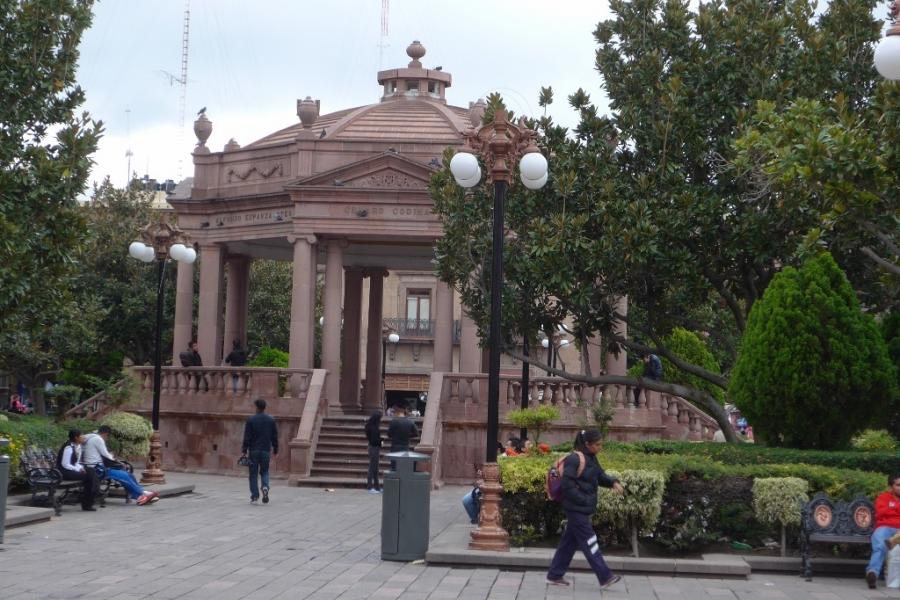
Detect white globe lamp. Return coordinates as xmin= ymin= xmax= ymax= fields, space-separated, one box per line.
xmin=874 ymin=34 xmax=900 ymax=80
xmin=129 ymin=241 xmax=146 ymax=260
xmin=140 ymin=245 xmax=156 ymax=263
xmin=169 ymin=243 xmax=186 ymax=262
xmin=388 ymin=332 xmax=400 ymax=344
xmin=450 ymin=152 xmax=481 ymax=188
xmin=182 ymin=247 xmax=197 ymax=264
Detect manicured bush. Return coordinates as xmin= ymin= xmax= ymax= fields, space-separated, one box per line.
xmin=752 ymin=477 xmax=809 ymax=556
xmin=506 ymin=405 xmax=560 ymax=446
xmin=0 ymin=414 xmax=98 ymax=486
xmin=249 ymin=346 xmax=289 ymax=368
xmin=595 ymin=469 xmax=666 ymax=556
xmin=100 ymin=411 xmax=152 ymax=459
xmin=623 ymin=439 xmax=900 ymax=475
xmin=851 ymin=429 xmax=898 ymax=452
xmin=729 ymin=253 xmax=895 ymax=449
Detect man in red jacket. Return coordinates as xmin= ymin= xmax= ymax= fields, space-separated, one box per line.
xmin=866 ymin=472 xmax=900 ymax=589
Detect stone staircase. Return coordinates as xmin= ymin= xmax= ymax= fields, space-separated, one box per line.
xmin=293 ymin=414 xmax=422 ymax=488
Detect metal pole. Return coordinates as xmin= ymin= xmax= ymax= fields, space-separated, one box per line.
xmin=381 ymin=337 xmax=387 ymax=410
xmin=152 ymin=258 xmax=167 ymax=431
xmin=486 ymin=179 xmax=507 ymax=464
xmin=0 ymin=438 xmax=8 ymax=544
xmin=520 ymin=335 xmax=529 ymax=441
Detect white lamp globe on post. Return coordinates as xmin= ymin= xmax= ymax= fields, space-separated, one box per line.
xmin=388 ymin=332 xmax=400 ymax=344
xmin=874 ymin=2 xmax=900 ymax=80
xmin=450 ymin=152 xmax=481 ymax=188
xmin=129 ymin=241 xmax=146 ymax=260
xmin=519 ymin=152 xmax=549 ymax=190
xmin=169 ymin=243 xmax=187 ymax=262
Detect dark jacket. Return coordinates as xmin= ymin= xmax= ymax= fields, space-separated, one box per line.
xmin=365 ymin=421 xmax=382 ymax=447
xmin=646 ymin=354 xmax=663 ymax=380
xmin=561 ymin=451 xmax=618 ymax=515
xmin=225 ymin=348 xmax=247 ymax=367
xmin=387 ymin=416 xmax=417 ymax=451
xmin=180 ymin=350 xmax=202 ymax=368
xmin=242 ymin=412 xmax=278 ymax=454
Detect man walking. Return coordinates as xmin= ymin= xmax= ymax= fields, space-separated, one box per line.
xmin=241 ymin=399 xmax=278 ymax=504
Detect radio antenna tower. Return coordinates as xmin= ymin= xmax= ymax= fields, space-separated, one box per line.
xmin=378 ymin=0 xmax=389 ymax=68
xmin=160 ymin=1 xmax=191 ymax=180
xmin=125 ymin=106 xmax=133 ymax=186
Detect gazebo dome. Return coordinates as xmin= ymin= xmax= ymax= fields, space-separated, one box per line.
xmin=245 ymin=40 xmax=474 ymax=149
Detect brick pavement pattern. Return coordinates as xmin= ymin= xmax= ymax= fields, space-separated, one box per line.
xmin=1 ymin=473 xmax=897 ymax=599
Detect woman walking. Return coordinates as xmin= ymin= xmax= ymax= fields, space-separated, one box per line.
xmin=364 ymin=410 xmax=383 ymax=494
xmin=546 ymin=428 xmax=625 ymax=589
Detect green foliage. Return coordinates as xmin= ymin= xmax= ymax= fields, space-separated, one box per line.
xmin=752 ymin=477 xmax=809 ymax=527
xmin=249 ymin=346 xmax=289 ymax=368
xmin=247 ymin=260 xmax=292 ymax=354
xmin=45 ymin=384 xmax=82 ymax=416
xmin=505 ymin=405 xmax=560 ymax=445
xmin=0 ymin=0 xmax=102 ymax=339
xmin=592 ymin=389 xmax=616 ymax=438
xmin=631 ymin=329 xmax=724 ymax=404
xmin=595 ymin=469 xmax=665 ymax=535
xmin=99 ymin=411 xmax=152 ymax=458
xmin=0 ymin=414 xmax=97 ymax=485
xmin=730 ymin=253 xmax=896 ymax=449
xmin=851 ymin=429 xmax=898 ymax=452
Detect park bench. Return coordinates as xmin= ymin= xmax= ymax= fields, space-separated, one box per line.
xmin=800 ymin=492 xmax=875 ymax=581
xmin=20 ymin=447 xmax=133 ymax=515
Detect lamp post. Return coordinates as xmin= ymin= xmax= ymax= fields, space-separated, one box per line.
xmin=128 ymin=216 xmax=196 ymax=484
xmin=382 ymin=331 xmax=400 ymax=409
xmin=875 ymin=1 xmax=900 ymax=80
xmin=450 ymin=108 xmax=548 ymax=551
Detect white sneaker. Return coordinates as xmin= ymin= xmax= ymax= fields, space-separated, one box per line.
xmin=368 ymin=488 xmax=380 ymax=494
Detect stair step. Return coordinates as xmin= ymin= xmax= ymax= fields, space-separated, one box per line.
xmin=311 ymin=466 xmax=383 ymax=476
xmin=292 ymin=476 xmax=370 ymax=489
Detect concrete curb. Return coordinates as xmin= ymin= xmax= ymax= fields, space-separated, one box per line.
xmin=4 ymin=505 xmax=54 ymax=529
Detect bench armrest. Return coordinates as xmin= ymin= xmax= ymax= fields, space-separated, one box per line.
xmin=26 ymin=467 xmax=62 ymax=486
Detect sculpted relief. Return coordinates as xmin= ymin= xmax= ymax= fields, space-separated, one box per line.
xmin=345 ymin=169 xmax=427 ymax=189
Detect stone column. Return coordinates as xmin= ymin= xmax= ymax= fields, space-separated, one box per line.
xmin=288 ymin=236 xmax=317 ymax=370
xmin=433 ymin=281 xmax=453 ymax=373
xmin=235 ymin=258 xmax=250 ymax=348
xmin=340 ymin=268 xmax=363 ymax=409
xmin=197 ymin=244 xmax=225 ymax=366
xmin=459 ymin=311 xmax=481 ymax=373
xmin=172 ymin=258 xmax=195 ymax=361
xmin=222 ymin=256 xmax=249 ymax=358
xmin=363 ymin=269 xmax=386 ymax=410
xmin=605 ymin=296 xmax=628 ymax=376
xmin=322 ymin=239 xmax=345 ymax=406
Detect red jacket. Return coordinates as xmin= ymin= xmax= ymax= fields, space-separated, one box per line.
xmin=875 ymin=492 xmax=900 ymax=529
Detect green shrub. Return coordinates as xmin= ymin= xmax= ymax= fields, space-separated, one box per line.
xmin=0 ymin=415 xmax=98 ymax=486
xmin=249 ymin=346 xmax=289 ymax=368
xmin=851 ymin=429 xmax=898 ymax=452
xmin=46 ymin=384 xmax=83 ymax=416
xmin=506 ymin=405 xmax=560 ymax=446
xmin=595 ymin=469 xmax=666 ymax=556
xmin=100 ymin=411 xmax=152 ymax=458
xmin=752 ymin=477 xmax=809 ymax=556
xmin=729 ymin=253 xmax=895 ymax=449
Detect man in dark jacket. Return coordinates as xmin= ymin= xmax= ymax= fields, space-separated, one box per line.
xmin=224 ymin=339 xmax=247 ymax=393
xmin=386 ymin=404 xmax=417 ymax=470
xmin=241 ymin=398 xmax=278 ymax=504
xmin=179 ymin=341 xmax=208 ymax=391
xmin=634 ymin=353 xmax=662 ymax=406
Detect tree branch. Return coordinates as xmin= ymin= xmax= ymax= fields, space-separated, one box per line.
xmin=860 ymin=246 xmax=900 ymax=276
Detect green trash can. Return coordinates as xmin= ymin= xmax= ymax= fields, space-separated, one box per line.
xmin=381 ymin=451 xmax=431 ymax=561
xmin=0 ymin=438 xmax=9 ymax=544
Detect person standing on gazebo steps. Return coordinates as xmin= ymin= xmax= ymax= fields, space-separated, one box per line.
xmin=364 ymin=410 xmax=383 ymax=494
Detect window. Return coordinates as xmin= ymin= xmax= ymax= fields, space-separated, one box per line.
xmin=428 ymin=81 xmax=437 ymax=95
xmin=406 ymin=290 xmax=431 ymax=334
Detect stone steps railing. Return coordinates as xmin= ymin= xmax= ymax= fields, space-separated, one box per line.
xmin=64 ymin=379 xmax=128 ymax=420
xmin=416 ymin=372 xmax=720 ymax=485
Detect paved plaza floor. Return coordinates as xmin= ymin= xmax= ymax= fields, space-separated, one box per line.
xmin=1 ymin=473 xmax=897 ymax=599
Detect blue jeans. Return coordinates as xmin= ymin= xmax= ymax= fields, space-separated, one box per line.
xmin=548 ymin=510 xmax=614 ymax=584
xmin=107 ymin=468 xmax=144 ymax=500
xmin=249 ymin=450 xmax=270 ymax=500
xmin=867 ymin=526 xmax=899 ymax=576
xmin=462 ymin=489 xmax=480 ymax=524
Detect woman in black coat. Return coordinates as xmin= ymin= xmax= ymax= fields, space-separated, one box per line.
xmin=364 ymin=411 xmax=382 ymax=493
xmin=546 ymin=428 xmax=625 ymax=589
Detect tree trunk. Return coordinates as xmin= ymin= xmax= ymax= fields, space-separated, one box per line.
xmin=781 ymin=524 xmax=786 ymax=558
xmin=631 ymin=526 xmax=639 ymax=558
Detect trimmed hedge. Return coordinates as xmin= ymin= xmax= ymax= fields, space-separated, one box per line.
xmin=0 ymin=414 xmax=98 ymax=486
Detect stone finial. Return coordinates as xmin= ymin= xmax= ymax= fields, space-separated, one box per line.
xmin=468 ymin=99 xmax=486 ymax=127
xmin=224 ymin=138 xmax=240 ymax=152
xmin=406 ymin=40 xmax=426 ymax=68
xmin=297 ymin=96 xmax=320 ymax=129
xmin=193 ymin=112 xmax=212 ymax=151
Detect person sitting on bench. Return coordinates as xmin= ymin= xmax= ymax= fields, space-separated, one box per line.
xmin=866 ymin=472 xmax=900 ymax=589
xmin=82 ymin=426 xmax=159 ymax=506
xmin=57 ymin=429 xmax=99 ymax=511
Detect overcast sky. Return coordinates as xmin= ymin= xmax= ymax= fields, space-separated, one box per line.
xmin=76 ymin=0 xmax=614 ymax=190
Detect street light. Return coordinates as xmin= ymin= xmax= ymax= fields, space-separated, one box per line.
xmin=382 ymin=331 xmax=400 ymax=409
xmin=128 ymin=216 xmax=195 ymax=484
xmin=874 ymin=1 xmax=900 ymax=80
xmin=450 ymin=108 xmax=548 ymax=551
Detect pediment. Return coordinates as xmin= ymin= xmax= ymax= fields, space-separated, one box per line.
xmin=288 ymin=152 xmax=437 ymax=190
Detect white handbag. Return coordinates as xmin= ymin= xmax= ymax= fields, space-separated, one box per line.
xmin=888 ymin=545 xmax=900 ymax=589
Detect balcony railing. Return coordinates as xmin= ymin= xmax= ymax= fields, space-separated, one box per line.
xmin=382 ymin=318 xmax=464 ymax=343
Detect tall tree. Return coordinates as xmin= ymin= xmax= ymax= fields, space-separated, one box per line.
xmin=0 ymin=0 xmax=102 ymax=335
xmin=432 ymin=0 xmax=893 ymax=441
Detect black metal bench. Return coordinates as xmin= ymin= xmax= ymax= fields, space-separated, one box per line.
xmin=800 ymin=492 xmax=874 ymax=581
xmin=20 ymin=448 xmax=134 ymax=515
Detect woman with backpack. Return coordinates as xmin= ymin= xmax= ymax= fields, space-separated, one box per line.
xmin=546 ymin=428 xmax=625 ymax=589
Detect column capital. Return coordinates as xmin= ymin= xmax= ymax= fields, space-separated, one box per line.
xmin=287 ymin=233 xmax=317 ymax=245
xmin=326 ymin=237 xmax=349 ymax=249
xmin=363 ymin=267 xmax=389 ymax=279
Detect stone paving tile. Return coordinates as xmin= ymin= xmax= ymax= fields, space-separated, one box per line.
xmin=3 ymin=473 xmax=898 ymax=599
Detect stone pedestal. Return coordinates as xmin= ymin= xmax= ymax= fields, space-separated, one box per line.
xmin=140 ymin=431 xmax=166 ymax=485
xmin=469 ymin=462 xmax=509 ymax=551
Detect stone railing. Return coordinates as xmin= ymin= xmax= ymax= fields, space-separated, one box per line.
xmin=417 ymin=373 xmax=720 ymax=485
xmin=133 ymin=366 xmax=313 ymax=400
xmin=288 ymin=369 xmax=328 ymax=483
xmin=64 ymin=378 xmax=129 ymax=420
